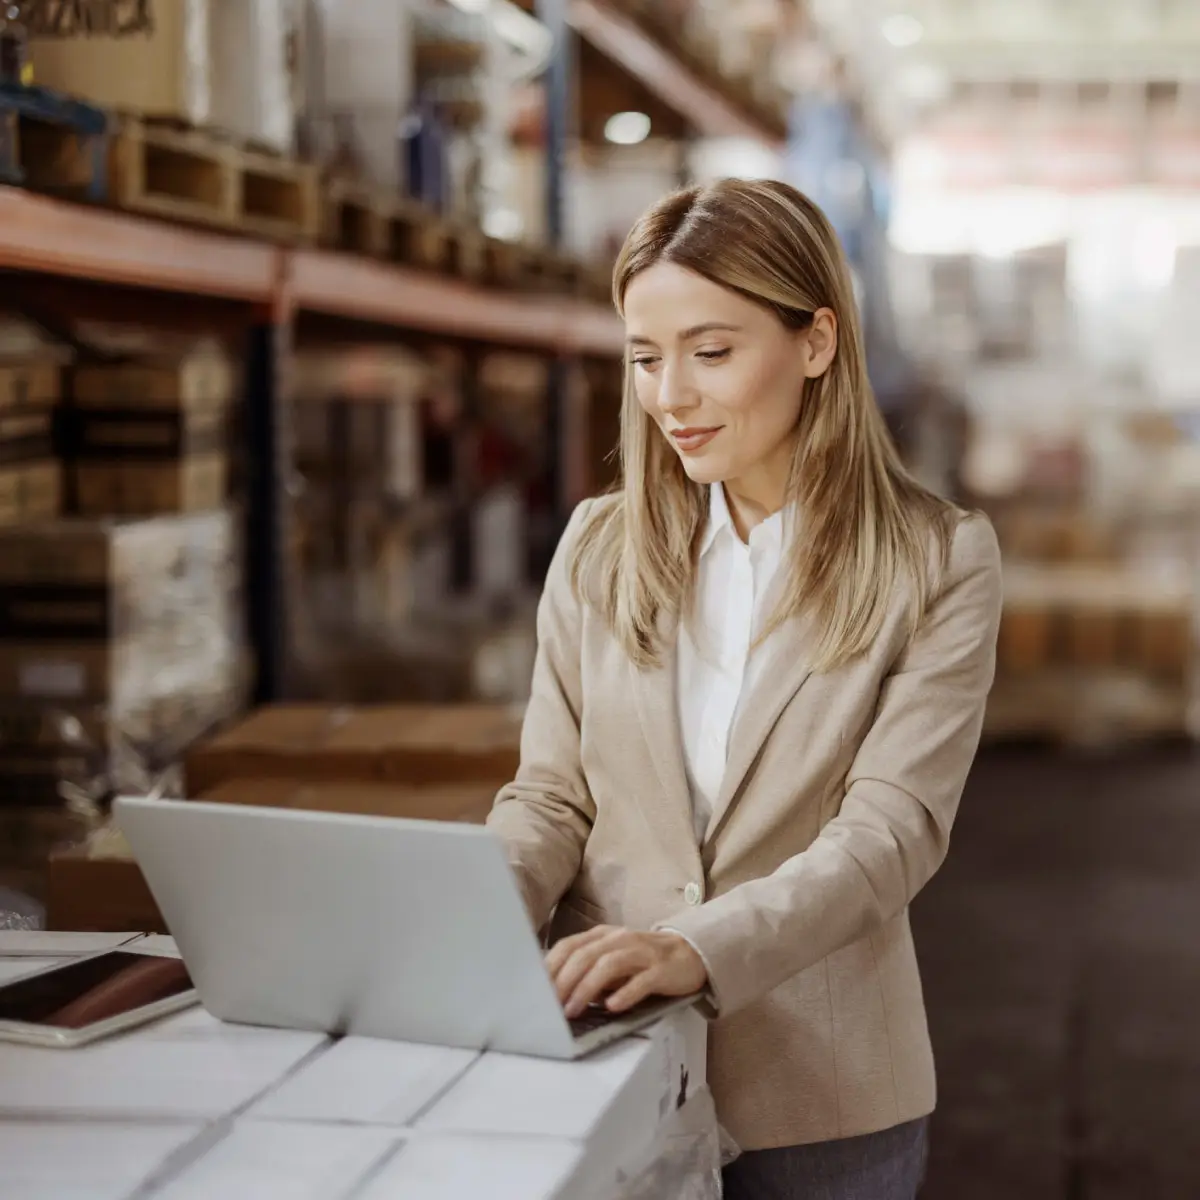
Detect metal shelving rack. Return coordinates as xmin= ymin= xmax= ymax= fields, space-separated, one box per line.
xmin=0 ymin=187 xmax=624 ymax=703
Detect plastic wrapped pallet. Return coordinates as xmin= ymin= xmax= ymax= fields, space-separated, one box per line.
xmin=610 ymin=1086 xmax=736 ymax=1200
xmin=0 ymin=510 xmax=249 ymax=845
xmin=210 ymin=0 xmax=301 ymax=153
xmin=0 ymin=510 xmax=243 ymax=710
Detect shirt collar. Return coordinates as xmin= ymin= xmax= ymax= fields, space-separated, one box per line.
xmin=699 ymin=483 xmax=734 ymax=557
xmin=700 ymin=483 xmax=788 ymax=558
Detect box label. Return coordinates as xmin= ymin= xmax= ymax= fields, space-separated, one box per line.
xmin=22 ymin=1 xmax=156 ymax=38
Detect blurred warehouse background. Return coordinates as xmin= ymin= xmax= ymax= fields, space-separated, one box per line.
xmin=0 ymin=1 xmax=1197 ymax=1195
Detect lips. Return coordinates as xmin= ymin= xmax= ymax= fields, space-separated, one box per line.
xmin=670 ymin=427 xmax=722 ymax=453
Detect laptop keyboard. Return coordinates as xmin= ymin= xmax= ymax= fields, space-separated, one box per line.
xmin=568 ymin=998 xmax=669 ymax=1039
xmin=568 ymin=1003 xmax=622 ymax=1038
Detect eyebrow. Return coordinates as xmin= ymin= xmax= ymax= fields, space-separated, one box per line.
xmin=626 ymin=322 xmax=744 ymax=347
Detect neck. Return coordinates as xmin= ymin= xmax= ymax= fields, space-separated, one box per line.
xmin=715 ymin=451 xmax=792 ymax=540
xmin=722 ymin=465 xmax=790 ymax=543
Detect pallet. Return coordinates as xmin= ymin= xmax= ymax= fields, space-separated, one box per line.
xmin=109 ymin=117 xmax=320 ymax=244
xmin=322 ymin=181 xmax=488 ymax=280
xmin=321 ymin=180 xmax=598 ymax=295
xmin=0 ymin=83 xmax=108 ymax=200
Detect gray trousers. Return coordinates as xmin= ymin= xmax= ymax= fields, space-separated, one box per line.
xmin=721 ymin=1116 xmax=930 ymax=1200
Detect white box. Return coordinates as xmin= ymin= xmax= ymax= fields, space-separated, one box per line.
xmin=0 ymin=1120 xmax=204 ymax=1200
xmin=251 ymin=1038 xmax=479 ymax=1126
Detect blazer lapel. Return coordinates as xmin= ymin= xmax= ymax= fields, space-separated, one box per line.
xmin=703 ymin=613 xmax=815 ymax=843
xmin=630 ymin=611 xmax=705 ymax=871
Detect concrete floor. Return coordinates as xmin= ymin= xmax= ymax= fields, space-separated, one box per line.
xmin=913 ymin=744 xmax=1200 ymax=1199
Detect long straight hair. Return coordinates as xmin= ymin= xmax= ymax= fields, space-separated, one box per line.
xmin=572 ymin=178 xmax=956 ymax=672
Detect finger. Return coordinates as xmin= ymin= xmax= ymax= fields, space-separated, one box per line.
xmin=565 ymin=948 xmax=649 ymax=1018
xmin=552 ymin=930 xmax=628 ymax=1004
xmin=545 ymin=926 xmax=611 ymax=978
xmin=603 ymin=968 xmax=658 ymax=1014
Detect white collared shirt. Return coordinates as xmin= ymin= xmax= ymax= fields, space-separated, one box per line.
xmin=677 ymin=483 xmax=788 ymax=844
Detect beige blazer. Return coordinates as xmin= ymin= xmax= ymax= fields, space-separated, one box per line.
xmin=487 ymin=496 xmax=1003 ymax=1151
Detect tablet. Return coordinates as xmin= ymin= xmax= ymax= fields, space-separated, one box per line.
xmin=0 ymin=948 xmax=199 ymax=1048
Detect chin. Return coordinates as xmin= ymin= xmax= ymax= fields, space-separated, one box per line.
xmin=677 ymin=456 xmax=730 ymax=486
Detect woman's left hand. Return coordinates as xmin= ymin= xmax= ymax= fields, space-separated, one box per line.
xmin=546 ymin=926 xmax=709 ymax=1019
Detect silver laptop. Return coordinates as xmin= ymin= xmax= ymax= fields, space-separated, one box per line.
xmin=114 ymin=796 xmax=695 ymax=1059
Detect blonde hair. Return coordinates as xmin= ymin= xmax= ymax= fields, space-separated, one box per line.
xmin=572 ymin=178 xmax=957 ymax=673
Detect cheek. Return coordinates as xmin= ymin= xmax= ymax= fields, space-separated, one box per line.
xmin=633 ymin=373 xmax=659 ymax=418
xmin=715 ymin=360 xmax=801 ymax=432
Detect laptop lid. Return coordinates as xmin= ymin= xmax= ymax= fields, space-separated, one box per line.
xmin=114 ymin=797 xmax=578 ymax=1059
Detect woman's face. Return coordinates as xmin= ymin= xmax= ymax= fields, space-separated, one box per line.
xmin=623 ymin=262 xmax=836 ymax=516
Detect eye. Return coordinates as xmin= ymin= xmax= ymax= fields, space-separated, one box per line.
xmin=696 ymin=348 xmax=730 ymax=363
xmin=631 ymin=355 xmax=661 ymax=371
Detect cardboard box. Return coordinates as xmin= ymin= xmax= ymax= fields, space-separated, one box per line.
xmin=0 ymin=361 xmax=61 ymax=410
xmin=0 ymin=407 xmax=54 ymax=465
xmin=0 ymin=511 xmax=243 ymax=710
xmin=65 ymin=351 xmax=234 ymax=517
xmin=186 ymin=703 xmax=523 ymax=794
xmin=72 ymin=349 xmax=235 ymax=409
xmin=0 ymin=461 xmax=62 ymax=526
xmin=46 ymin=778 xmax=499 ymax=932
xmin=46 ymin=847 xmax=165 ymax=934
xmin=72 ymin=455 xmax=228 ymax=516
xmin=201 ymin=777 xmax=498 ymax=824
xmin=26 ymin=0 xmax=213 ymax=128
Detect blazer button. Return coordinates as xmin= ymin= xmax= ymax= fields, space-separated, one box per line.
xmin=684 ymin=882 xmax=703 ymax=906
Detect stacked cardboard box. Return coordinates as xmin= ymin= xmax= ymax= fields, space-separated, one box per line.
xmin=184 ymin=702 xmax=522 ymax=793
xmin=63 ymin=346 xmax=235 ymax=517
xmin=0 ymin=361 xmax=63 ymax=526
xmin=46 ymin=702 xmax=522 ymax=931
xmin=0 ymin=510 xmax=248 ymax=886
xmin=987 ymin=563 xmax=1195 ymax=745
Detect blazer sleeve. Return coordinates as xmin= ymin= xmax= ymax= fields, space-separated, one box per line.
xmin=486 ymin=498 xmax=597 ymax=932
xmin=659 ymin=514 xmax=1003 ymax=1017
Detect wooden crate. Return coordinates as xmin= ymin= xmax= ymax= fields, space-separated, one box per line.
xmin=109 ymin=117 xmax=320 ymax=243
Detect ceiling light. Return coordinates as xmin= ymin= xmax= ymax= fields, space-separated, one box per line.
xmin=605 ymin=111 xmax=651 ymax=146
xmin=882 ymin=13 xmax=924 ymax=48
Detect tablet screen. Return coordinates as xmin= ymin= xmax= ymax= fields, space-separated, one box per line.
xmin=0 ymin=950 xmax=194 ymax=1029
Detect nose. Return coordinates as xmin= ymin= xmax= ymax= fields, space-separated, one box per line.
xmin=656 ymin=362 xmax=695 ymax=417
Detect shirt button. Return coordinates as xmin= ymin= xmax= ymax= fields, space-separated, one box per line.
xmin=684 ymin=882 xmax=703 ymax=906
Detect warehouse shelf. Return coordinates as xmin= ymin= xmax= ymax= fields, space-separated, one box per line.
xmin=0 ymin=187 xmax=278 ymax=303
xmin=569 ymin=0 xmax=786 ymax=147
xmin=290 ymin=250 xmax=624 ymax=356
xmin=0 ymin=189 xmax=623 ymax=354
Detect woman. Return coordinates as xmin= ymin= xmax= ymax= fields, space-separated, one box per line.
xmin=487 ymin=178 xmax=1002 ymax=1198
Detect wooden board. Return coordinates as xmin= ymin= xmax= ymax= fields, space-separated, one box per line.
xmin=110 ymin=117 xmax=320 ymax=244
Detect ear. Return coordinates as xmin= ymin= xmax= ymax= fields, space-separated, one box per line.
xmin=802 ymin=308 xmax=838 ymax=379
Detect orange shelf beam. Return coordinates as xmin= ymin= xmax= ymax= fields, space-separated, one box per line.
xmin=0 ymin=190 xmax=623 ymax=355
xmin=290 ymin=250 xmax=625 ymax=357
xmin=569 ymin=0 xmax=785 ymax=147
xmin=0 ymin=188 xmax=279 ymax=303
